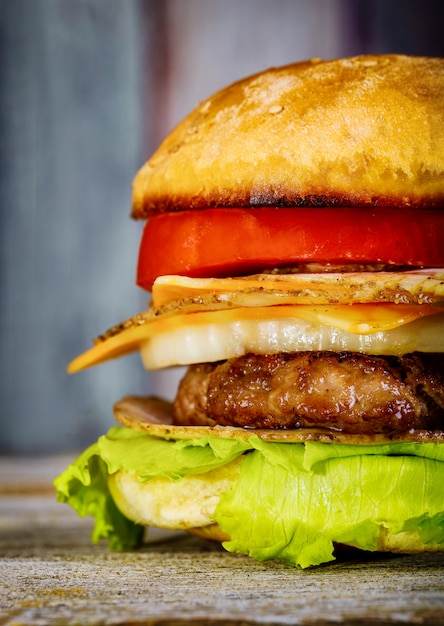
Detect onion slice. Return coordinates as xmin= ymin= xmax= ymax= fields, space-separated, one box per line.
xmin=140 ymin=313 xmax=444 ymax=369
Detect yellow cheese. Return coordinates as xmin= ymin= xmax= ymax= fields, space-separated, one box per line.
xmin=68 ymin=302 xmax=442 ymax=373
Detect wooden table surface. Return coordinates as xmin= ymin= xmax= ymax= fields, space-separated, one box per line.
xmin=1 ymin=455 xmax=444 ymax=626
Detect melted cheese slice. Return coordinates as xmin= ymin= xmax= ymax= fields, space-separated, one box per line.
xmin=68 ymin=301 xmax=443 ymax=373
xmin=67 ymin=271 xmax=444 ymax=373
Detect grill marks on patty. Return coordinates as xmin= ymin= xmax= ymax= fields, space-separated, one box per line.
xmin=173 ymin=352 xmax=444 ymax=434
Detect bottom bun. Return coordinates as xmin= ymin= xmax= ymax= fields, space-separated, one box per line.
xmin=187 ymin=524 xmax=230 ymax=543
xmin=108 ymin=457 xmax=442 ymax=557
xmin=108 ymin=457 xmax=243 ymax=531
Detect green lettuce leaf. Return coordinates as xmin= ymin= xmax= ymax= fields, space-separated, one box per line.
xmin=54 ymin=426 xmax=444 ymax=566
xmin=54 ymin=440 xmax=143 ymax=550
xmin=97 ymin=426 xmax=252 ymax=480
xmin=54 ymin=426 xmax=250 ymax=550
xmin=215 ymin=447 xmax=444 ymax=568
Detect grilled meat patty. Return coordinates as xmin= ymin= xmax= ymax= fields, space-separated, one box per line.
xmin=173 ymin=352 xmax=444 ymax=434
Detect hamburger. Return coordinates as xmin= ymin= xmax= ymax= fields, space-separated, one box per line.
xmin=55 ymin=54 xmax=444 ymax=568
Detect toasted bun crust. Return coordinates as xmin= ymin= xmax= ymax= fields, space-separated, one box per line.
xmin=132 ymin=55 xmax=444 ymax=218
xmin=109 ymin=464 xmax=443 ymax=557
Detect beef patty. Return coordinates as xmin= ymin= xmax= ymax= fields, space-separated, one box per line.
xmin=173 ymin=352 xmax=444 ymax=434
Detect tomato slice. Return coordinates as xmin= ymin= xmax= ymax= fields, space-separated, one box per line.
xmin=137 ymin=207 xmax=444 ymax=291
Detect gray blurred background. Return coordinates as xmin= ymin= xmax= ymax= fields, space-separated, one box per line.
xmin=1 ymin=0 xmax=443 ymax=455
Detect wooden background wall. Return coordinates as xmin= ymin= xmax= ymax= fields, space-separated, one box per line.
xmin=1 ymin=0 xmax=443 ymax=454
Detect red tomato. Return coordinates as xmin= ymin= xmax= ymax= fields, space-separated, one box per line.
xmin=136 ymin=207 xmax=444 ymax=291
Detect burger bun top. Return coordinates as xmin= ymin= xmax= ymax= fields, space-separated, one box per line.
xmin=132 ymin=55 xmax=444 ymax=218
